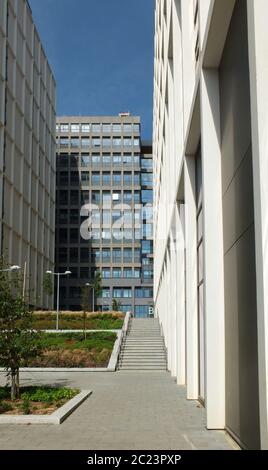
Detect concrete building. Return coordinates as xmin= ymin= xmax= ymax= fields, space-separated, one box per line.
xmin=153 ymin=0 xmax=268 ymax=449
xmin=0 ymin=0 xmax=56 ymax=307
xmin=55 ymin=115 xmax=154 ymax=315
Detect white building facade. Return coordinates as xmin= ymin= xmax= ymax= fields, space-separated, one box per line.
xmin=153 ymin=0 xmax=268 ymax=449
xmin=0 ymin=0 xmax=56 ymax=308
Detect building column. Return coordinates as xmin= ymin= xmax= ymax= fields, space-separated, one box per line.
xmin=175 ymin=201 xmax=186 ymax=385
xmin=184 ymin=156 xmax=199 ymax=399
xmin=200 ymin=69 xmax=225 ymax=429
xmin=247 ymin=0 xmax=268 ymax=449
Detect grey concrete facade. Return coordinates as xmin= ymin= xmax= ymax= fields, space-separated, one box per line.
xmin=55 ymin=116 xmax=153 ymax=316
xmin=0 ymin=0 xmax=56 ymax=308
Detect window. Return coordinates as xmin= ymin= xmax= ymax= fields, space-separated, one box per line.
xmin=103 ymin=124 xmax=111 ymax=133
xmin=102 ymin=268 xmax=111 ymax=279
xmin=123 ymin=248 xmax=132 ymax=262
xmin=113 ymin=155 xmax=122 ymax=165
xmin=70 ymin=190 xmax=79 ymax=205
xmin=70 ymin=172 xmax=79 ymax=186
xmin=92 ymin=138 xmax=101 ymax=147
xmin=71 ymin=124 xmax=80 ymax=133
xmin=70 ymin=209 xmax=79 ymax=224
xmin=112 ymin=268 xmax=121 ymax=278
xmin=71 ymin=138 xmax=79 ymax=148
xmin=112 ymin=124 xmax=121 ymax=133
xmin=70 ymin=248 xmax=78 ymax=262
xmin=92 ymin=155 xmax=101 ymax=165
xmin=123 ymin=268 xmax=132 ymax=278
xmin=60 ymin=124 xmax=69 ymax=133
xmin=142 ymin=240 xmax=153 ymax=254
xmin=113 ymin=248 xmax=121 ymax=262
xmin=80 ymin=267 xmax=89 ymax=279
xmin=141 ymin=158 xmax=153 ymax=170
xmin=143 ymin=268 xmax=153 ymax=280
xmin=103 ymin=154 xmax=111 ymax=165
xmin=101 ymin=288 xmax=110 ymax=298
xmin=58 ymin=154 xmax=68 ymax=167
xmin=58 ymin=247 xmax=67 ymax=262
xmin=135 ymin=287 xmax=153 ymax=298
xmin=124 ymin=172 xmax=132 ymax=185
xmin=135 ymin=306 xmax=150 ymax=318
xmin=123 ymin=155 xmax=132 ymax=165
xmin=112 ymin=191 xmax=121 ymax=202
xmin=113 ymin=172 xmax=121 ymax=185
xmin=113 ymin=137 xmax=122 ymax=147
xmin=102 ymin=249 xmax=111 ymax=262
xmin=112 ymin=210 xmax=121 ymax=224
xmin=103 ymin=137 xmax=111 ymax=147
xmin=81 ymin=138 xmax=90 ymax=148
xmin=133 ymin=268 xmax=140 ymax=278
xmin=123 ymin=288 xmax=132 ymax=298
xmin=58 ymin=209 xmax=68 ymax=224
xmin=102 ymin=229 xmax=111 ymax=241
xmin=91 ymin=191 xmax=100 ymax=203
xmin=134 ymin=172 xmax=140 ymax=185
xmin=92 ymin=124 xmax=101 ymax=133
xmin=58 ymin=191 xmax=68 ymax=206
xmin=123 ymin=124 xmax=132 ymax=133
xmin=81 ymin=172 xmax=90 ymax=185
xmin=102 ymin=191 xmax=111 ymax=204
xmin=102 ymin=172 xmax=111 ymax=185
xmin=134 ymin=191 xmax=140 ymax=203
xmin=141 ymin=190 xmax=153 ymax=203
xmin=121 ymin=305 xmax=132 ymax=313
xmin=123 ymin=191 xmax=132 ymax=203
xmin=81 ymin=155 xmax=90 ymax=167
xmin=70 ymin=228 xmax=78 ymax=243
xmin=134 ymin=138 xmax=140 ymax=147
xmin=133 ymin=123 xmax=140 ymax=133
xmin=81 ymin=124 xmax=90 ymax=133
xmin=102 ymin=210 xmax=111 ymax=224
xmin=59 ymin=228 xmax=68 ymax=243
xmin=60 ymin=138 xmax=69 ymax=148
xmin=80 ymin=248 xmax=89 ymax=262
xmin=123 ymin=137 xmax=132 ymax=147
xmin=70 ymin=154 xmax=78 ymax=168
xmin=134 ymin=248 xmax=141 ymax=262
xmin=113 ymin=288 xmax=132 ymax=298
xmin=133 ymin=155 xmax=140 ymax=165
xmin=91 ymin=172 xmax=100 ymax=185
xmin=59 ymin=172 xmax=68 ymax=185
xmin=141 ymin=173 xmax=153 ymax=186
xmin=91 ymin=248 xmax=100 ymax=262
xmin=69 ymin=286 xmax=81 ymax=298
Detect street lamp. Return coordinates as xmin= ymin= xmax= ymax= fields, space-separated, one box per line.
xmin=0 ymin=265 xmax=21 ymax=272
xmin=85 ymin=283 xmax=95 ymax=313
xmin=46 ymin=270 xmax=71 ymax=330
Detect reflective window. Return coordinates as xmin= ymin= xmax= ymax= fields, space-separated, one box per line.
xmin=113 ymin=172 xmax=121 ymax=185
xmin=123 ymin=268 xmax=132 ymax=278
xmin=103 ymin=124 xmax=111 ymax=133
xmin=92 ymin=155 xmax=101 ymax=165
xmin=113 ymin=155 xmax=122 ymax=165
xmin=103 ymin=137 xmax=111 ymax=147
xmin=103 ymin=172 xmax=111 ymax=185
xmin=123 ymin=172 xmax=132 ymax=185
xmin=113 ymin=137 xmax=122 ymax=146
xmin=92 ymin=124 xmax=101 ymax=133
xmin=81 ymin=124 xmax=90 ymax=133
xmin=134 ymin=138 xmax=140 ymax=147
xmin=60 ymin=124 xmax=69 ymax=133
xmin=81 ymin=172 xmax=90 ymax=184
xmin=123 ymin=124 xmax=132 ymax=133
xmin=71 ymin=138 xmax=79 ymax=148
xmin=112 ymin=124 xmax=121 ymax=133
xmin=92 ymin=172 xmax=100 ymax=185
xmin=71 ymin=124 xmax=80 ymax=133
xmin=102 ymin=268 xmax=111 ymax=278
xmin=123 ymin=137 xmax=132 ymax=147
xmin=103 ymin=154 xmax=111 ymax=165
xmin=112 ymin=268 xmax=122 ymax=278
xmin=60 ymin=138 xmax=69 ymax=148
xmin=81 ymin=155 xmax=90 ymax=167
xmin=133 ymin=123 xmax=140 ymax=133
xmin=141 ymin=190 xmax=153 ymax=203
xmin=141 ymin=158 xmax=153 ymax=170
xmin=92 ymin=138 xmax=101 ymax=147
xmin=81 ymin=138 xmax=90 ymax=148
xmin=101 ymin=288 xmax=110 ymax=298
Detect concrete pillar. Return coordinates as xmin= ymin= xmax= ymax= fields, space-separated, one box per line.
xmin=200 ymin=69 xmax=225 ymax=429
xmin=247 ymin=0 xmax=268 ymax=449
xmin=175 ymin=201 xmax=186 ymax=385
xmin=184 ymin=156 xmax=199 ymax=399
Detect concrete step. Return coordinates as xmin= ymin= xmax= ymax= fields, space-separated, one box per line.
xmin=120 ymin=366 xmax=167 ymax=370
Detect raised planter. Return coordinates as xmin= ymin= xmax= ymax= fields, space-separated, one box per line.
xmin=0 ymin=390 xmax=92 ymax=425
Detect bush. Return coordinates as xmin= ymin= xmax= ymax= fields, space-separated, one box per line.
xmin=21 ymin=387 xmax=79 ymax=403
xmin=0 ymin=401 xmax=12 ymax=413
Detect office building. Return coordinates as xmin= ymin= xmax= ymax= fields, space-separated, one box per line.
xmin=0 ymin=0 xmax=56 ymax=307
xmin=55 ymin=115 xmax=154 ymax=316
xmin=153 ymin=0 xmax=268 ymax=449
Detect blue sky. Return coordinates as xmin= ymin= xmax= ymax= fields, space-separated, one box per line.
xmin=29 ymin=0 xmax=155 ymax=139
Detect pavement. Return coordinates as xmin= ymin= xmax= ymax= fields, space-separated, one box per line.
xmin=0 ymin=371 xmax=238 ymax=450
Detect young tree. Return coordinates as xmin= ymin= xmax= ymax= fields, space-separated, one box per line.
xmin=0 ymin=259 xmax=42 ymax=400
xmin=43 ymin=272 xmax=54 ymax=307
xmin=112 ymin=298 xmax=121 ymax=312
xmin=89 ymin=270 xmax=102 ymax=311
xmin=81 ymin=285 xmax=90 ymax=340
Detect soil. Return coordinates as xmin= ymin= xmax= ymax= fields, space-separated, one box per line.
xmin=0 ymin=400 xmax=64 ymax=415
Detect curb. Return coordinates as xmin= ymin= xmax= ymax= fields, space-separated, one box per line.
xmin=0 ymin=390 xmax=92 ymax=425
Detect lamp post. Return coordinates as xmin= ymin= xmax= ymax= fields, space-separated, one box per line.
xmin=85 ymin=283 xmax=95 ymax=313
xmin=46 ymin=270 xmax=71 ymax=330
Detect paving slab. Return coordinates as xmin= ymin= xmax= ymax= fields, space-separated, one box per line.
xmin=0 ymin=371 xmax=238 ymax=450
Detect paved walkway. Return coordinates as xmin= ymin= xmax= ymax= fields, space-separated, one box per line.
xmin=0 ymin=371 xmax=237 ymax=450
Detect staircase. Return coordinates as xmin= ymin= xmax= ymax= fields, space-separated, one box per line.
xmin=118 ymin=318 xmax=167 ymax=370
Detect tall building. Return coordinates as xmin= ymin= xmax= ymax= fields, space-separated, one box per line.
xmin=153 ymin=0 xmax=268 ymax=450
xmin=0 ymin=0 xmax=56 ymax=308
xmin=55 ymin=115 xmax=153 ymax=316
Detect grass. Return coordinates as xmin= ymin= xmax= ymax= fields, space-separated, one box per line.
xmin=32 ymin=312 xmax=124 ymax=331
xmin=0 ymin=386 xmax=80 ymax=415
xmin=25 ymin=332 xmax=117 ymax=368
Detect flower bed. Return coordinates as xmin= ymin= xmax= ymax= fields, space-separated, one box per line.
xmin=0 ymin=386 xmax=79 ymax=415
xmin=32 ymin=312 xmax=124 ymax=331
xmin=25 ymin=332 xmax=117 ymax=368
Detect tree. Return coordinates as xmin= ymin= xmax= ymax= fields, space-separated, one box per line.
xmin=43 ymin=272 xmax=54 ymax=306
xmin=89 ymin=270 xmax=102 ymax=311
xmin=112 ymin=298 xmax=121 ymax=312
xmin=0 ymin=258 xmax=42 ymax=400
xmin=81 ymin=285 xmax=90 ymax=340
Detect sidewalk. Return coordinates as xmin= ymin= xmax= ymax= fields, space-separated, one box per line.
xmin=0 ymin=371 xmax=237 ymax=450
